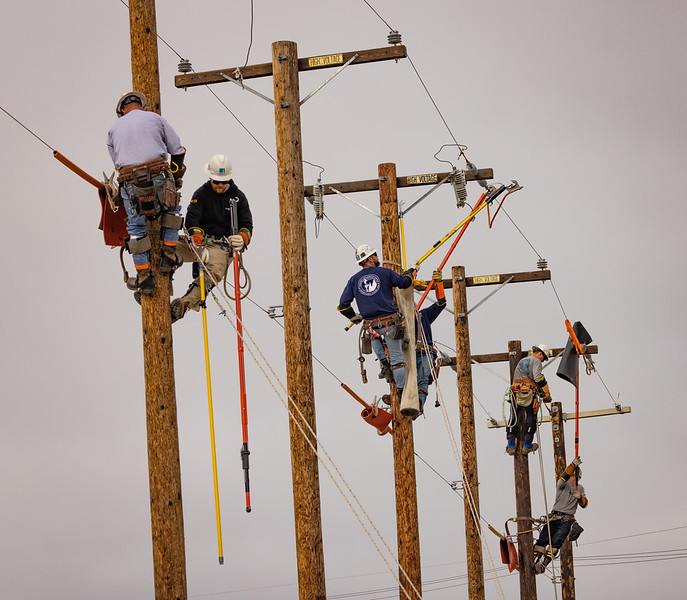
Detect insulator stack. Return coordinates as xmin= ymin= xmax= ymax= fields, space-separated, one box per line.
xmin=388 ymin=30 xmax=402 ymax=45
xmin=178 ymin=59 xmax=192 ymax=74
xmin=451 ymin=170 xmax=467 ymax=208
xmin=537 ymin=258 xmax=548 ymax=270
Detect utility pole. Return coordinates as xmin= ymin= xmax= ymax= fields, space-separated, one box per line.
xmin=451 ymin=266 xmax=484 ymax=600
xmin=508 ymin=340 xmax=537 ymax=600
xmin=175 ymin=41 xmax=411 ymax=599
xmin=551 ymin=402 xmax=575 ymax=599
xmin=129 ymin=1 xmax=187 ymax=598
xmin=272 ymin=41 xmax=326 ymax=600
xmin=379 ymin=163 xmax=422 ymax=600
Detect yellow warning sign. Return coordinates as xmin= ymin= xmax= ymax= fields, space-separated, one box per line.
xmin=308 ymin=54 xmax=344 ymax=68
xmin=406 ymin=174 xmax=439 ymax=185
xmin=472 ymin=275 xmax=501 ymax=285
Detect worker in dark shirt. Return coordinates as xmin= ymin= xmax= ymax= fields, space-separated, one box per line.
xmin=171 ymin=154 xmax=253 ymax=322
xmin=338 ymin=244 xmax=415 ymax=395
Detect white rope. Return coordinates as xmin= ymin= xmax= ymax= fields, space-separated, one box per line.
xmin=182 ymin=234 xmax=421 ymax=599
xmin=535 ymin=423 xmax=560 ymax=599
xmin=413 ymin=315 xmax=506 ymax=600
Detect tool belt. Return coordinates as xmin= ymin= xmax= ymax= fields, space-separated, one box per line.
xmin=117 ymin=158 xmax=169 ymax=184
xmin=549 ymin=511 xmax=575 ymax=522
xmin=118 ymin=159 xmax=180 ymax=217
xmin=511 ymin=378 xmax=537 ymax=407
xmin=363 ymin=312 xmax=405 ymax=339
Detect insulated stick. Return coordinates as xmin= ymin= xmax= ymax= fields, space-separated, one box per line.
xmin=229 ymin=199 xmax=251 ymax=513
xmin=415 ymin=192 xmax=488 ymax=310
xmin=199 ymin=265 xmax=225 ymax=564
xmin=565 ymin=319 xmax=585 ymax=489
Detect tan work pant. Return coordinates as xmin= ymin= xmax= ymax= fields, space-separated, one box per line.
xmin=175 ymin=239 xmax=233 ymax=311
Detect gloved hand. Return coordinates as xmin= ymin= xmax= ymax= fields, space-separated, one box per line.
xmin=188 ymin=227 xmax=205 ymax=247
xmin=229 ymin=234 xmax=245 ymax=251
xmin=572 ymin=490 xmax=582 ymax=499
xmin=350 ymin=314 xmax=363 ymax=324
xmin=572 ymin=456 xmax=582 ymax=466
xmin=432 ymin=269 xmax=442 ymax=282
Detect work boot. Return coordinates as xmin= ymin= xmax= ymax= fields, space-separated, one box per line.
xmin=134 ymin=268 xmax=156 ymax=295
xmin=522 ymin=442 xmax=539 ymax=455
xmin=170 ymin=298 xmax=188 ymax=323
xmin=506 ymin=445 xmax=517 ymax=456
xmin=381 ymin=394 xmax=391 ymax=406
xmin=378 ymin=359 xmax=393 ymax=383
xmin=534 ymin=561 xmax=546 ymax=575
xmin=160 ymin=245 xmax=182 ymax=274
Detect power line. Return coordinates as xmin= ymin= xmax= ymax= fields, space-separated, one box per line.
xmin=0 ymin=106 xmax=55 ymax=151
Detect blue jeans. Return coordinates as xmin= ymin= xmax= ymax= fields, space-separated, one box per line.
xmin=371 ymin=324 xmax=405 ymax=389
xmin=416 ymin=351 xmax=433 ymax=407
xmin=121 ymin=174 xmax=181 ymax=268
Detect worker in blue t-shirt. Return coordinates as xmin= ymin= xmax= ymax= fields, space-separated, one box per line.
xmin=338 ymin=244 xmax=415 ymax=395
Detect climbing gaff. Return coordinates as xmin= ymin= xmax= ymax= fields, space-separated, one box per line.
xmin=340 ymin=383 xmax=392 ymax=436
xmin=229 ymin=198 xmax=251 ymax=513
xmin=199 ymin=265 xmax=225 ymax=565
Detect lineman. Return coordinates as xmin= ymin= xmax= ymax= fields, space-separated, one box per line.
xmin=171 ymin=155 xmax=253 ymax=322
xmin=534 ymin=456 xmax=588 ymax=574
xmin=107 ymin=92 xmax=186 ymax=295
xmin=338 ymin=244 xmax=416 ymax=397
xmin=506 ymin=344 xmax=553 ymax=455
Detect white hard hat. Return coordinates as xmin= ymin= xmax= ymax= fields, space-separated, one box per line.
xmin=532 ymin=344 xmax=550 ymax=361
xmin=116 ymin=91 xmax=147 ymax=117
xmin=203 ymin=155 xmax=233 ymax=181
xmin=355 ymin=244 xmax=377 ymax=265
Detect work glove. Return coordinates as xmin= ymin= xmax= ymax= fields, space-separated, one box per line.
xmin=572 ymin=490 xmax=582 ymax=499
xmin=572 ymin=456 xmax=582 ymax=466
xmin=188 ymin=227 xmax=205 ymax=247
xmin=350 ymin=314 xmax=363 ymax=324
xmin=432 ymin=269 xmax=443 ymax=282
xmin=229 ymin=234 xmax=245 ymax=251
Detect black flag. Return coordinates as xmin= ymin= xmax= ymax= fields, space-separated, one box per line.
xmin=556 ymin=321 xmax=592 ymax=387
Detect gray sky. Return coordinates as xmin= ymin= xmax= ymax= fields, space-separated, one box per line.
xmin=2 ymin=1 xmax=686 ymax=598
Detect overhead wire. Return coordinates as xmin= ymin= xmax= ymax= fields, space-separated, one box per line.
xmin=0 ymin=106 xmax=55 ymax=151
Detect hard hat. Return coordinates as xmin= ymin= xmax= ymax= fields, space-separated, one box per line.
xmin=532 ymin=344 xmax=550 ymax=361
xmin=355 ymin=244 xmax=377 ymax=265
xmin=203 ymin=155 xmax=233 ymax=181
xmin=116 ymin=91 xmax=147 ymax=117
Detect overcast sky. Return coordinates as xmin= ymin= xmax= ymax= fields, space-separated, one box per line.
xmin=2 ymin=1 xmax=686 ymax=599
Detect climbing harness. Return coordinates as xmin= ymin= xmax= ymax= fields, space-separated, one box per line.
xmin=229 ymin=197 xmax=252 ymax=513
xmin=198 ymin=263 xmax=225 ymax=565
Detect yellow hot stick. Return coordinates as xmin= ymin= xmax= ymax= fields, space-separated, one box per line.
xmin=415 ymin=199 xmax=490 ymax=267
xmin=199 ymin=265 xmax=225 ymax=565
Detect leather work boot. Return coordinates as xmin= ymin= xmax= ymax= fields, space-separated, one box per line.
xmin=378 ymin=359 xmax=393 ymax=383
xmin=159 ymin=245 xmax=182 ymax=274
xmin=137 ymin=268 xmax=156 ymax=295
xmin=506 ymin=445 xmax=517 ymax=456
xmin=522 ymin=442 xmax=539 ymax=455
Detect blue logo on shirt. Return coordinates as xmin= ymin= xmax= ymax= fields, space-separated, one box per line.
xmin=357 ymin=274 xmax=381 ymax=296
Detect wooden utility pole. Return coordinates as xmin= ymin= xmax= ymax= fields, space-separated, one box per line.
xmin=452 ymin=266 xmax=485 ymax=600
xmin=129 ymin=1 xmax=187 ymax=598
xmin=176 ymin=42 xmax=412 ymax=599
xmin=551 ymin=401 xmax=575 ymax=599
xmin=272 ymin=41 xmax=326 ymax=600
xmin=508 ymin=340 xmax=537 ymax=600
xmin=379 ymin=163 xmax=422 ymax=600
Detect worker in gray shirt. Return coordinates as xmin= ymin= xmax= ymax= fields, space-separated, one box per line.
xmin=534 ymin=456 xmax=589 ymax=574
xmin=107 ymin=91 xmax=186 ymax=295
